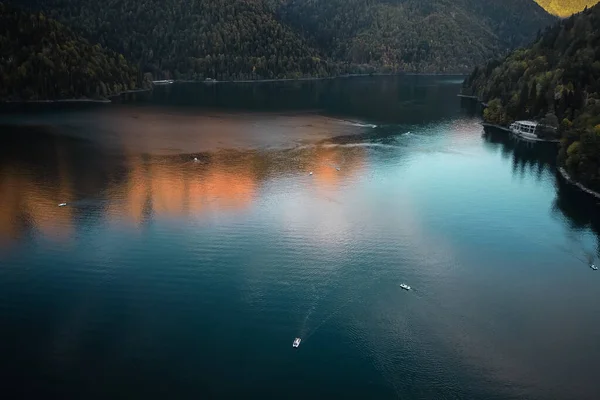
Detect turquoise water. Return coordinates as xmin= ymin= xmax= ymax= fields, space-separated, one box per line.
xmin=1 ymin=76 xmax=599 ymax=399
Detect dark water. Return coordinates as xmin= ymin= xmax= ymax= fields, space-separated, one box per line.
xmin=1 ymin=76 xmax=599 ymax=400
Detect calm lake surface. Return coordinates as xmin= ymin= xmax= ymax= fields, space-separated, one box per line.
xmin=1 ymin=76 xmax=600 ymax=399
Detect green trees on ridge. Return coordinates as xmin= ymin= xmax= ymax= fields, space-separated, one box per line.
xmin=0 ymin=3 xmax=148 ymax=101
xmin=15 ymin=0 xmax=345 ymax=81
xmin=463 ymin=4 xmax=600 ymax=190
xmin=13 ymin=0 xmax=555 ymax=79
xmin=1 ymin=0 xmax=560 ymax=101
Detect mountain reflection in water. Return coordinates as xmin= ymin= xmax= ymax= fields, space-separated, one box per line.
xmin=482 ymin=126 xmax=600 ymax=257
xmin=0 ymin=123 xmax=367 ymax=245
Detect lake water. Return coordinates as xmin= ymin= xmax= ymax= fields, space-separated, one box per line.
xmin=1 ymin=76 xmax=599 ymax=399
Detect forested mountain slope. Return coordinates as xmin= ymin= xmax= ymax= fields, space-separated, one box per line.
xmin=535 ymin=0 xmax=599 ymax=17
xmin=276 ymin=0 xmax=555 ymax=72
xmin=14 ymin=0 xmax=555 ymax=78
xmin=0 ymin=3 xmax=147 ymax=101
xmin=463 ymin=4 xmax=600 ymax=190
xmin=15 ymin=0 xmax=342 ymax=80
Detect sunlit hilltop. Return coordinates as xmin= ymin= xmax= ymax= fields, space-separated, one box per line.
xmin=536 ymin=0 xmax=599 ymax=17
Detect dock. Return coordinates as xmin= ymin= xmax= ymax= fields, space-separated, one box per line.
xmin=512 ymin=135 xmax=560 ymax=144
xmin=457 ymin=94 xmax=479 ymax=99
xmin=482 ymin=123 xmax=560 ymax=143
xmin=482 ymin=123 xmax=510 ymax=132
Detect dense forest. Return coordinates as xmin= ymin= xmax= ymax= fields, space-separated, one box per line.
xmin=276 ymin=0 xmax=555 ymax=73
xmin=14 ymin=0 xmax=346 ymax=81
xmin=13 ymin=0 xmax=555 ymax=79
xmin=535 ymin=0 xmax=599 ymax=17
xmin=463 ymin=4 xmax=600 ymax=190
xmin=0 ymin=3 xmax=148 ymax=101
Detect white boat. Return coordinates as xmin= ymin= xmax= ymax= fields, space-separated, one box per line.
xmin=336 ymin=167 xmax=340 ymax=171
xmin=309 ymin=172 xmax=313 ymax=176
xmin=293 ymin=338 xmax=301 ymax=348
xmin=510 ymin=121 xmax=538 ymax=140
xmin=591 ymin=264 xmax=598 ymax=271
xmin=193 ymin=157 xmax=199 ymax=162
xmin=58 ymin=203 xmax=67 ymax=207
xmin=400 ymin=283 xmax=411 ymax=290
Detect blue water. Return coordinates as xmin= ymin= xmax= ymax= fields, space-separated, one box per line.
xmin=1 ymin=76 xmax=599 ymax=399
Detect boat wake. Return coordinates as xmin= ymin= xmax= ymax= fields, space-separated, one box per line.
xmin=298 ymin=283 xmax=332 ymax=340
xmin=321 ymin=142 xmax=401 ymax=150
xmin=298 ymin=298 xmax=349 ymax=342
xmin=334 ymin=119 xmax=378 ymax=129
xmin=350 ymin=122 xmax=378 ymax=128
xmin=296 ymin=263 xmax=352 ymax=342
xmin=297 ymin=271 xmax=393 ymax=344
xmin=291 ymin=142 xmax=402 ymax=152
xmin=556 ymin=242 xmax=596 ymax=267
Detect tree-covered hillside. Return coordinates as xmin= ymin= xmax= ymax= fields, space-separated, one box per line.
xmin=535 ymin=0 xmax=599 ymax=17
xmin=14 ymin=0 xmax=555 ymax=78
xmin=0 ymin=3 xmax=148 ymax=101
xmin=276 ymin=0 xmax=555 ymax=73
xmin=463 ymin=5 xmax=600 ymax=190
xmin=15 ymin=0 xmax=347 ymax=81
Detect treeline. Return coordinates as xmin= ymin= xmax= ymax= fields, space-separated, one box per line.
xmin=463 ymin=4 xmax=600 ymax=190
xmin=13 ymin=0 xmax=554 ymax=79
xmin=0 ymin=3 xmax=148 ymax=101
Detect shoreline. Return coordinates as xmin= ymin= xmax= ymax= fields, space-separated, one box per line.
xmin=110 ymin=88 xmax=152 ymax=97
xmin=176 ymin=73 xmax=387 ymax=84
xmin=174 ymin=72 xmax=467 ymax=85
xmin=482 ymin=122 xmax=510 ymax=132
xmin=1 ymin=74 xmax=468 ymax=103
xmin=482 ymin=123 xmax=560 ymax=143
xmin=1 ymin=87 xmax=152 ymax=105
xmin=1 ymin=98 xmax=111 ymax=104
xmin=457 ymin=93 xmax=487 ymax=108
xmin=558 ymin=167 xmax=600 ymax=200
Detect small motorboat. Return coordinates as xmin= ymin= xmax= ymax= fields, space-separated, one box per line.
xmin=293 ymin=338 xmax=301 ymax=348
xmin=335 ymin=167 xmax=340 ymax=171
xmin=400 ymin=283 xmax=411 ymax=290
xmin=58 ymin=203 xmax=67 ymax=207
xmin=309 ymin=172 xmax=313 ymax=176
xmin=591 ymin=264 xmax=598 ymax=271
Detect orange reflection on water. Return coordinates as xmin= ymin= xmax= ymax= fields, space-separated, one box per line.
xmin=0 ymin=169 xmax=22 ymax=246
xmin=190 ymin=153 xmax=258 ymax=211
xmin=0 ymin=137 xmax=367 ymax=244
xmin=115 ymin=159 xmax=149 ymax=224
xmin=0 ymin=164 xmax=75 ymax=247
xmin=315 ymin=146 xmax=358 ymax=189
xmin=106 ymin=150 xmax=260 ymax=224
xmin=108 ymin=144 xmax=367 ymax=224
